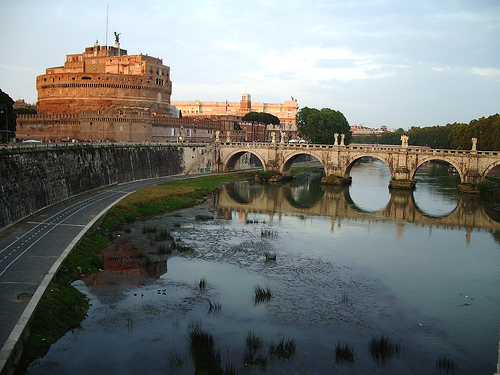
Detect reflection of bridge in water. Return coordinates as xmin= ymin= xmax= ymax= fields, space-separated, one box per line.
xmin=215 ymin=179 xmax=500 ymax=243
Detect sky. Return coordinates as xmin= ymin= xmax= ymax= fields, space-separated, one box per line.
xmin=0 ymin=0 xmax=499 ymax=129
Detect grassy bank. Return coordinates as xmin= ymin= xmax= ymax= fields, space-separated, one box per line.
xmin=100 ymin=172 xmax=256 ymax=232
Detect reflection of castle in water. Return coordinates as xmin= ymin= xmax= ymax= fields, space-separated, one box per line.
xmin=83 ymin=238 xmax=167 ymax=287
xmin=215 ymin=177 xmax=500 ymax=243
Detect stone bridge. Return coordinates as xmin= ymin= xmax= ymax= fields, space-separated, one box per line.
xmin=215 ymin=136 xmax=500 ymax=189
xmin=215 ymin=182 xmax=500 ymax=243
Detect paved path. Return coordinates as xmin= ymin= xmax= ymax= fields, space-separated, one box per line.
xmin=0 ymin=174 xmax=191 ymax=373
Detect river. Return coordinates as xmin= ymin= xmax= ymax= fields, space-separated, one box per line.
xmin=26 ymin=159 xmax=500 ymax=374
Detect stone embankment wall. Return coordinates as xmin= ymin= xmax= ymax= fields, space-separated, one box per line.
xmin=0 ymin=144 xmax=184 ymax=229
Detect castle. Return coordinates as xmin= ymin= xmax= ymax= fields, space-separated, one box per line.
xmin=36 ymin=42 xmax=172 ymax=115
xmin=16 ymin=42 xmax=298 ymax=143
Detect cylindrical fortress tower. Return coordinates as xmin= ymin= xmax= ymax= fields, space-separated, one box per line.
xmin=36 ymin=44 xmax=172 ymax=115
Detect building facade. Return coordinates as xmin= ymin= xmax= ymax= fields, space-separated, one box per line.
xmin=172 ymin=93 xmax=299 ymax=128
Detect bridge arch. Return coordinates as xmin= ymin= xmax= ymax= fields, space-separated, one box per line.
xmin=222 ymin=150 xmax=265 ymax=172
xmin=282 ymin=152 xmax=325 ymax=174
xmin=411 ymin=157 xmax=465 ymax=183
xmin=344 ymin=155 xmax=394 ymax=178
xmin=482 ymin=160 xmax=500 ymax=179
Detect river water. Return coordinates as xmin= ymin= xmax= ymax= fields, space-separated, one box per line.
xmin=27 ymin=159 xmax=500 ymax=375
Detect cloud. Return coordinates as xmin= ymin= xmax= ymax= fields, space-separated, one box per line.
xmin=254 ymin=47 xmax=397 ymax=83
xmin=471 ymin=67 xmax=500 ymax=78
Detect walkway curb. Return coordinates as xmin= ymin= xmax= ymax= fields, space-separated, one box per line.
xmin=0 ymin=194 xmax=131 ymax=375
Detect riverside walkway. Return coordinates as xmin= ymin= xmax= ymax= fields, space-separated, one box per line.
xmin=0 ymin=174 xmax=192 ymax=375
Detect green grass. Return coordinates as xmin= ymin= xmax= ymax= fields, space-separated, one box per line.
xmin=100 ymin=172 xmax=254 ymax=232
xmin=290 ymin=166 xmax=323 ymax=175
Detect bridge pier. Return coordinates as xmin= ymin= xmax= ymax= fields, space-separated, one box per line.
xmin=389 ymin=179 xmax=416 ymax=190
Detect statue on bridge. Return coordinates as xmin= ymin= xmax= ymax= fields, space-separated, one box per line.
xmin=471 ymin=137 xmax=477 ymax=151
xmin=271 ymin=132 xmax=276 ymax=144
xmin=280 ymin=131 xmax=285 ymax=144
xmin=215 ymin=130 xmax=220 ymax=142
xmin=401 ymin=135 xmax=409 ymax=148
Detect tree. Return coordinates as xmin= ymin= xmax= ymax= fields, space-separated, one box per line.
xmin=378 ymin=128 xmax=406 ymax=145
xmin=13 ymin=107 xmax=37 ymax=115
xmin=0 ymin=89 xmax=16 ymax=142
xmin=296 ymin=107 xmax=351 ymax=144
xmin=242 ymin=112 xmax=280 ymax=125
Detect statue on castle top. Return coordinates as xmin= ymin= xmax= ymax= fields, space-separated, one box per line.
xmin=114 ymin=31 xmax=120 ymax=44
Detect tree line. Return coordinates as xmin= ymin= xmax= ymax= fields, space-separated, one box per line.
xmin=354 ymin=114 xmax=500 ymax=151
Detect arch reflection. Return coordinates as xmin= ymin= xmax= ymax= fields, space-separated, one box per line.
xmin=413 ymin=161 xmax=461 ymax=217
xmin=215 ymin=175 xmax=500 ymax=243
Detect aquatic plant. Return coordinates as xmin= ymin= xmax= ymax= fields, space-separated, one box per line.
xmin=157 ymin=244 xmax=171 ymax=254
xmin=244 ymin=352 xmax=267 ymax=369
xmin=246 ymin=219 xmax=265 ymax=224
xmin=261 ymin=229 xmax=278 ymax=238
xmin=341 ymin=292 xmax=349 ymax=303
xmin=264 ymin=252 xmax=276 ymax=261
xmin=253 ymin=285 xmax=272 ymax=304
xmin=142 ymin=225 xmax=157 ymax=234
xmin=246 ymin=331 xmax=263 ymax=354
xmin=188 ymin=322 xmax=234 ymax=375
xmin=166 ymin=352 xmax=184 ymax=372
xmin=244 ymin=331 xmax=267 ymax=369
xmin=335 ymin=342 xmax=355 ymax=364
xmin=368 ymin=335 xmax=402 ymax=364
xmin=436 ymin=356 xmax=458 ymax=373
xmin=207 ymin=299 xmax=221 ymax=314
xmin=269 ymin=337 xmax=296 ymax=359
xmin=195 ymin=214 xmax=214 ymax=221
xmin=171 ymin=240 xmax=194 ymax=253
xmin=154 ymin=229 xmax=173 ymax=242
